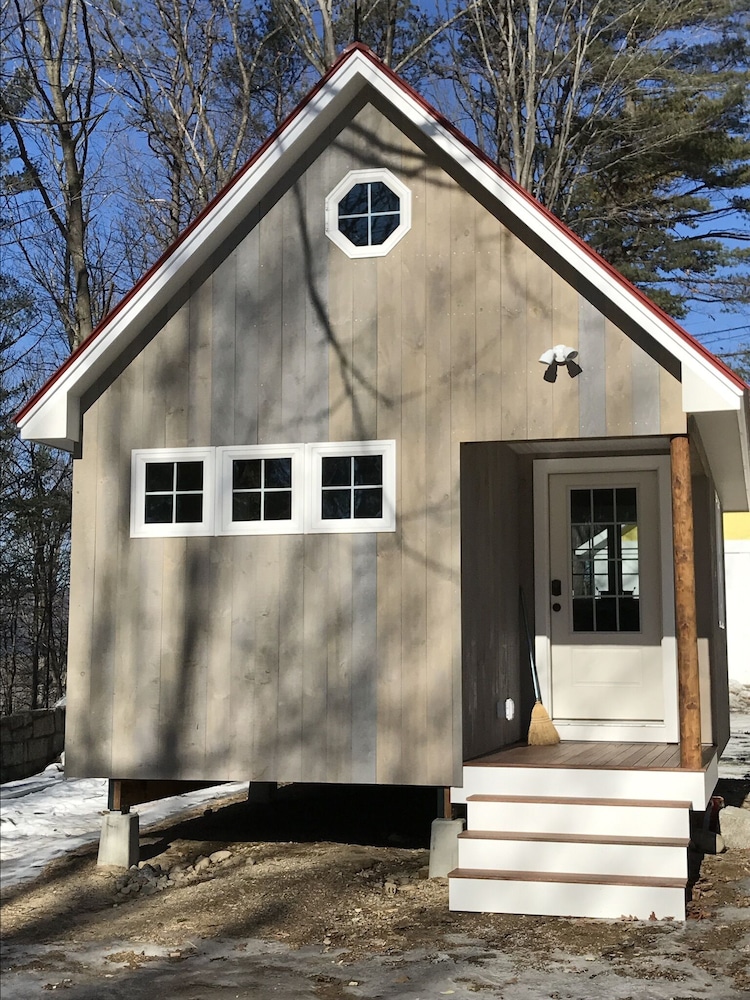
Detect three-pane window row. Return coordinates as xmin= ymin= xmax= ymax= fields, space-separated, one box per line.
xmin=133 ymin=443 xmax=395 ymax=536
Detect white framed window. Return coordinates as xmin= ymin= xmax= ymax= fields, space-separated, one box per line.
xmin=131 ymin=447 xmax=214 ymax=537
xmin=131 ymin=441 xmax=396 ymax=537
xmin=325 ymin=169 xmax=411 ymax=259
xmin=216 ymin=444 xmax=304 ymax=535
xmin=306 ymin=440 xmax=396 ymax=533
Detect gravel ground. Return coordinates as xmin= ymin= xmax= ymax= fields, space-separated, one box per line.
xmin=2 ymin=781 xmax=749 ymax=1000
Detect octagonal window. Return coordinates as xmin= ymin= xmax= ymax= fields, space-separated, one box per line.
xmin=325 ymin=169 xmax=411 ymax=258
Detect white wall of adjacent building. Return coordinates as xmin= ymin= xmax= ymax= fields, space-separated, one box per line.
xmin=725 ymin=513 xmax=750 ymax=687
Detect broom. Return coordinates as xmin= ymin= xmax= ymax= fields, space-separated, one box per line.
xmin=520 ymin=588 xmax=560 ymax=746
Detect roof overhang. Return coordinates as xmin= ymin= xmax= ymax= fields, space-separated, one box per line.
xmin=15 ymin=46 xmax=750 ymax=508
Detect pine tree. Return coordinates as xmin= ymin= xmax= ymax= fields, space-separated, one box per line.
xmin=451 ymin=0 xmax=750 ymax=316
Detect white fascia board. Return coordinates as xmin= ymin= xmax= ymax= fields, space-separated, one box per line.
xmin=18 ymin=387 xmax=79 ymax=450
xmin=17 ymin=64 xmax=371 ymax=450
xmin=693 ymin=409 xmax=750 ymax=511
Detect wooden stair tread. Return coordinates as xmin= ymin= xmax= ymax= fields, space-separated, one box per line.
xmin=458 ymin=830 xmax=689 ymax=848
xmin=464 ymin=741 xmax=716 ymax=772
xmin=448 ymin=868 xmax=686 ymax=889
xmin=466 ymin=793 xmax=692 ymax=809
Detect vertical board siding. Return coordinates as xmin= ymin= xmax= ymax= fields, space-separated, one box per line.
xmin=461 ymin=443 xmax=522 ymax=761
xmin=660 ymin=366 xmax=687 ymax=434
xmin=204 ymin=535 xmax=234 ymax=774
xmin=64 ymin=405 xmax=99 ymax=777
xmin=400 ymin=158 xmax=428 ymax=784
xmin=499 ymin=226 xmax=528 ymax=440
xmin=350 ymin=533 xmax=378 ymax=783
xmin=134 ymin=347 xmax=164 ymax=776
xmin=211 ymin=252 xmax=237 ymax=447
xmin=229 ymin=536 xmax=256 ymax=773
xmin=70 ymin=101 xmax=689 ymax=787
xmin=474 ymin=205 xmax=502 ymax=442
xmin=257 ymin=206 xmax=284 ymax=444
xmin=525 ymin=244 xmax=554 ymax=438
xmin=276 ymin=535 xmax=305 ymax=780
xmin=89 ymin=378 xmax=123 ymax=777
xmin=111 ymin=356 xmax=144 ymax=775
xmin=301 ymin=534 xmax=330 ymax=781
xmin=604 ymin=319 xmax=634 ymax=436
xmin=424 ymin=158 xmax=459 ymax=784
xmin=578 ymin=298 xmax=607 ymax=437
xmin=631 ymin=336 xmax=661 ymax=435
xmin=234 ymin=233 xmax=260 ymax=444
xmin=375 ymin=216 xmax=404 ymax=783
xmin=551 ymin=276 xmax=580 ymax=438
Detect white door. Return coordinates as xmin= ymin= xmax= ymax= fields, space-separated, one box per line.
xmin=547 ymin=470 xmax=665 ymax=725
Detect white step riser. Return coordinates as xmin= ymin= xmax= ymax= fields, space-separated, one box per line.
xmin=449 ymin=877 xmax=686 ymax=920
xmin=458 ymin=838 xmax=687 ymax=879
xmin=455 ymin=766 xmax=708 ymax=808
xmin=467 ymin=800 xmax=690 ymax=839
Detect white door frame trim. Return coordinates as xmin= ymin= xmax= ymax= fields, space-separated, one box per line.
xmin=533 ymin=455 xmax=678 ymax=742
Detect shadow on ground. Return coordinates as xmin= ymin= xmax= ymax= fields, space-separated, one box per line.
xmin=138 ymin=782 xmax=440 ymax=862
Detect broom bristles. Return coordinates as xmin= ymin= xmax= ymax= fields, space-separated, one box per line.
xmin=527 ymin=699 xmax=560 ymax=746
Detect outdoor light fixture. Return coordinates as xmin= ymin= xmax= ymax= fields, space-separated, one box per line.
xmin=539 ymin=344 xmax=583 ymax=383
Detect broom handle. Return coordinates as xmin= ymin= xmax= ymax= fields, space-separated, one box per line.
xmin=519 ymin=588 xmax=542 ymax=702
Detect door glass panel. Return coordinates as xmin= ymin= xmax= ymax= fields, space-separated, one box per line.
xmin=570 ymin=487 xmax=640 ymax=632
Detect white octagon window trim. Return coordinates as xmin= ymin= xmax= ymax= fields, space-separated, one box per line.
xmin=131 ymin=447 xmax=215 ymax=538
xmin=306 ymin=440 xmax=396 ymax=533
xmin=216 ymin=444 xmax=305 ymax=535
xmin=325 ymin=169 xmax=411 ymax=259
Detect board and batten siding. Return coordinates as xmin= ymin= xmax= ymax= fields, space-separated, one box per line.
xmin=65 ymin=101 xmax=687 ymax=786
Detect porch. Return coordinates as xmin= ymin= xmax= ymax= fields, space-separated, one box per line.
xmin=448 ymin=740 xmax=719 ymax=921
xmin=464 ymin=739 xmax=717 ymax=773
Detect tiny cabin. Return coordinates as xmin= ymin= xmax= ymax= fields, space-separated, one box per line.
xmin=17 ymin=45 xmax=750 ymax=920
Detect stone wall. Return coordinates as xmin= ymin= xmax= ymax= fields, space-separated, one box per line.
xmin=0 ymin=707 xmax=65 ymax=783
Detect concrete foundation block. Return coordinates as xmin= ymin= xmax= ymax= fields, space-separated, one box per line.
xmin=719 ymin=806 xmax=750 ymax=849
xmin=429 ymin=817 xmax=465 ymax=878
xmin=97 ymin=811 xmax=140 ymax=868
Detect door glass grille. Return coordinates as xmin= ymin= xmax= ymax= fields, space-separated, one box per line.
xmin=570 ymin=487 xmax=640 ymax=632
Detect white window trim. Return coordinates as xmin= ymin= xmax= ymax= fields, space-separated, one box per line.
xmin=131 ymin=447 xmax=215 ymax=538
xmin=306 ymin=440 xmax=396 ymax=534
xmin=325 ymin=169 xmax=411 ymax=259
xmin=131 ymin=441 xmax=396 ymax=537
xmin=216 ymin=444 xmax=305 ymax=535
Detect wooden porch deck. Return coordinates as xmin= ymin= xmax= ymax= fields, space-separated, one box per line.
xmin=466 ymin=741 xmax=717 ymax=772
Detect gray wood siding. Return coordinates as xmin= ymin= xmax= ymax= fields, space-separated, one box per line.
xmin=461 ymin=443 xmax=523 ymax=760
xmin=66 ymin=101 xmax=688 ymax=785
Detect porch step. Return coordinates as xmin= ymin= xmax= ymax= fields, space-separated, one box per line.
xmin=450 ymin=765 xmax=696 ymax=919
xmin=454 ymin=763 xmax=712 ymax=809
xmin=448 ymin=868 xmax=687 ymax=920
xmin=458 ymin=830 xmax=689 ymax=879
xmin=466 ymin=794 xmax=691 ymax=839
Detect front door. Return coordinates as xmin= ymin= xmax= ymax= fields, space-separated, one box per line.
xmin=536 ymin=458 xmax=676 ymax=741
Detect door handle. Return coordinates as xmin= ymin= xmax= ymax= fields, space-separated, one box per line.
xmin=551 ymin=579 xmax=562 ymax=597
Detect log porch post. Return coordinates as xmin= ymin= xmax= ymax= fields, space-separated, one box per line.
xmin=670 ymin=435 xmax=702 ymax=769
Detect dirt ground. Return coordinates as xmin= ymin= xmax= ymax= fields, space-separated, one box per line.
xmin=2 ymin=781 xmax=749 ymax=999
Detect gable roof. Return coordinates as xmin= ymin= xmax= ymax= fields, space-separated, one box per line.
xmin=16 ymin=43 xmax=750 ymax=507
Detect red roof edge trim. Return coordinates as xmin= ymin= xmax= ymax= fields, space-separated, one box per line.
xmin=14 ymin=45 xmax=361 ymax=426
xmin=16 ymin=43 xmax=747 ymax=428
